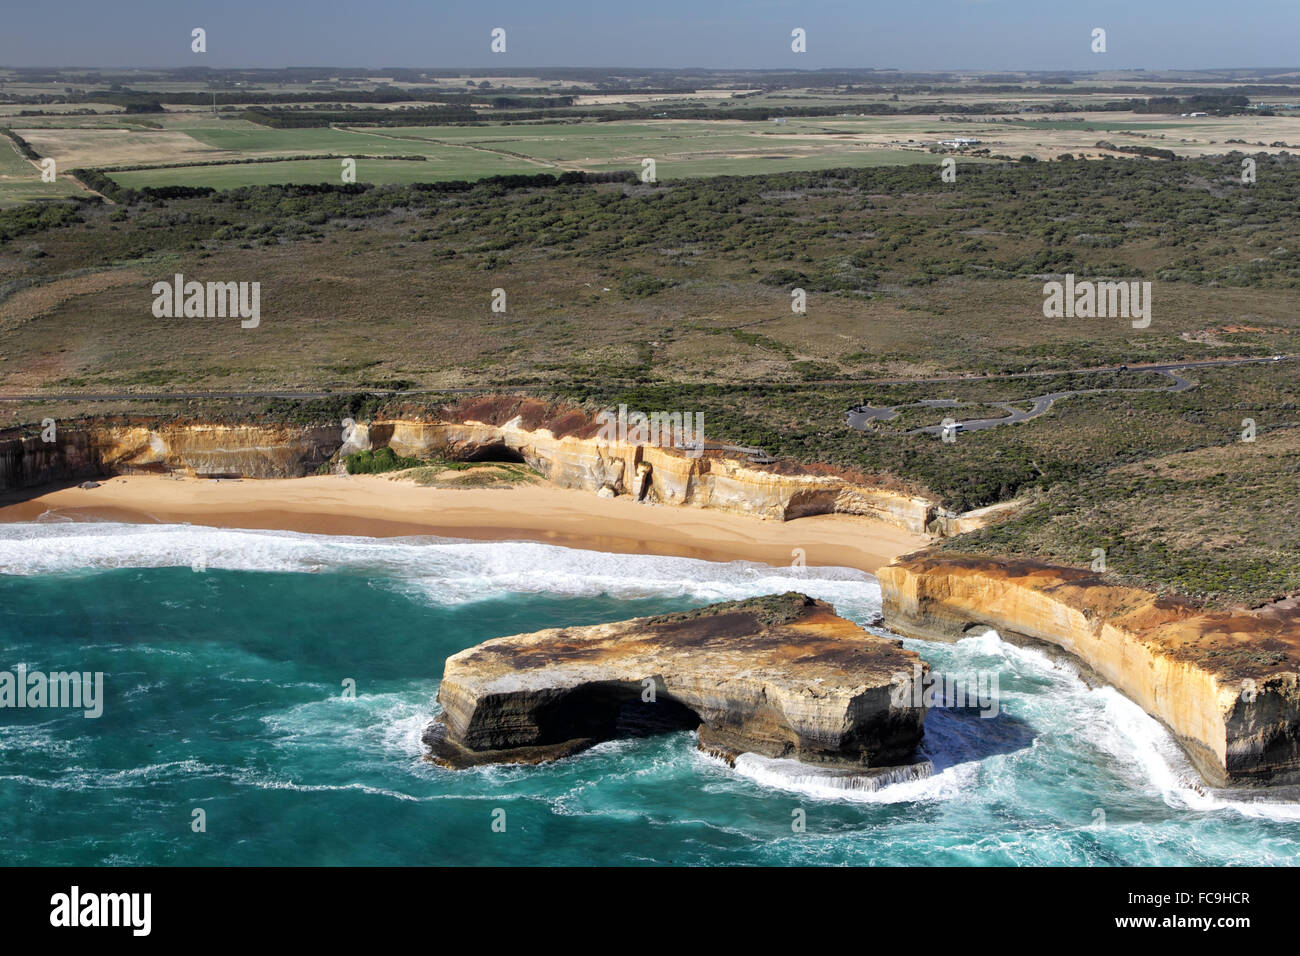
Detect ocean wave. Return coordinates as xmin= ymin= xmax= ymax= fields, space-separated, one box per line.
xmin=260 ymin=691 xmax=435 ymax=757
xmin=959 ymin=629 xmax=1300 ymax=823
xmin=722 ymin=750 xmax=974 ymax=804
xmin=239 ymin=778 xmax=422 ymax=802
xmin=0 ymin=521 xmax=882 ymax=615
xmin=0 ymin=758 xmax=221 ymax=791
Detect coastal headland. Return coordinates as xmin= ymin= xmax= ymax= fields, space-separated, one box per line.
xmin=2 ymin=405 xmax=1297 ymax=788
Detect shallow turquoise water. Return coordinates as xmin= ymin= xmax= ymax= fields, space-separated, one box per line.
xmin=1 ymin=522 xmax=1297 ymax=866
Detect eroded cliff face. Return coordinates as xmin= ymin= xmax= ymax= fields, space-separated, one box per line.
xmin=373 ymin=417 xmax=935 ymax=533
xmin=95 ymin=423 xmax=341 ymax=478
xmin=424 ymin=593 xmax=928 ymax=772
xmin=879 ymin=553 xmax=1300 ymax=787
xmin=1 ymin=415 xmax=936 ymax=533
xmin=0 ymin=423 xmax=340 ymax=490
xmin=0 ymin=429 xmax=103 ymax=490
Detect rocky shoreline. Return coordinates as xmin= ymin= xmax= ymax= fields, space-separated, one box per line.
xmin=5 ymin=402 xmax=1298 ymax=789
xmin=0 ymin=409 xmax=941 ymax=534
xmin=424 ymin=593 xmax=929 ymax=773
xmin=878 ymin=552 xmax=1300 ymax=787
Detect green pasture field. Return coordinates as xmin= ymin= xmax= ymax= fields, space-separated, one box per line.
xmin=0 ymin=135 xmax=82 ymax=207
xmin=181 ymin=124 xmax=438 ymax=156
xmin=91 ymin=117 xmax=966 ymax=187
xmin=108 ymin=154 xmax=539 ymax=188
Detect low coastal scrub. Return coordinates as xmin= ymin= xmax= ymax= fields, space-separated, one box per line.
xmin=647 ymin=592 xmax=813 ymax=628
xmin=408 ymin=461 xmax=538 ymax=488
xmin=5 ymin=155 xmax=1300 ymax=606
xmin=343 ymin=446 xmax=424 ymax=474
xmin=943 ymin=425 xmax=1300 ymax=607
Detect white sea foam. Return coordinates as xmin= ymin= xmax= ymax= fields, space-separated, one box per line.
xmin=241 ymin=778 xmax=422 ymax=801
xmin=968 ymin=628 xmax=1300 ymax=822
xmin=728 ymin=752 xmax=943 ymax=803
xmin=0 ymin=521 xmax=882 ymax=615
xmin=0 ymin=759 xmax=221 ymax=791
xmin=9 ymin=522 xmax=1296 ymax=824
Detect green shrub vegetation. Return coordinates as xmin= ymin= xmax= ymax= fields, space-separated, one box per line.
xmin=343 ymin=446 xmax=425 ymax=474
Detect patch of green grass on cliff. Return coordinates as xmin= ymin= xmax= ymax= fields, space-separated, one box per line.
xmin=647 ymin=592 xmax=814 ymax=629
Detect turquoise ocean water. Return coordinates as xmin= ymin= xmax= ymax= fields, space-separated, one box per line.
xmin=1 ymin=521 xmax=1297 ymax=866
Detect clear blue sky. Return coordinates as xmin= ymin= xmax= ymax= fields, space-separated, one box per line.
xmin=2 ymin=0 xmax=1295 ymax=71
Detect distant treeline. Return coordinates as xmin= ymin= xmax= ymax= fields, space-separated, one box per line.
xmin=489 ymin=94 xmax=1259 ymax=125
xmin=1095 ymin=141 xmax=1179 ymax=160
xmin=0 ymin=127 xmax=41 ymax=160
xmin=11 ymin=108 xmax=101 ymax=117
xmin=243 ymin=105 xmax=481 ymax=127
xmin=80 ymin=89 xmax=575 ymax=112
xmin=82 ymin=88 xmax=477 ymax=108
xmin=405 ymin=170 xmax=636 ymax=191
xmin=100 ymin=93 xmax=1261 ymax=131
xmin=1127 ymin=94 xmax=1252 ymax=115
xmin=68 ymin=167 xmax=216 ymax=204
xmin=488 ymin=102 xmax=1025 ymax=124
xmin=68 ymin=167 xmax=636 ymax=206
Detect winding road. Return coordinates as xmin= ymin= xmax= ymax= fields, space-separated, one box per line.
xmin=845 ymin=355 xmax=1291 ymax=436
xmin=2 ymin=353 xmax=1292 ymax=448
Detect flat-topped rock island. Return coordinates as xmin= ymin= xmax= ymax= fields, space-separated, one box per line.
xmin=424 ymin=593 xmax=929 ymax=774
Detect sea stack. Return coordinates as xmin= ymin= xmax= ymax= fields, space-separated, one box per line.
xmin=424 ymin=592 xmax=928 ymax=772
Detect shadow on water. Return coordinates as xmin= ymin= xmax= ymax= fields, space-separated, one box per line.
xmin=920 ymin=705 xmax=1037 ymax=773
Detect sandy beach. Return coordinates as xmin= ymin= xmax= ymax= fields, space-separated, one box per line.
xmin=0 ymin=473 xmax=929 ymax=573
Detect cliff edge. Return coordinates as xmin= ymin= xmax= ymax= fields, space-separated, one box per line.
xmin=879 ymin=552 xmax=1300 ymax=787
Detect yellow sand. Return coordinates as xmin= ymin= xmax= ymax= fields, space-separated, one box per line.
xmin=0 ymin=473 xmax=929 ymax=573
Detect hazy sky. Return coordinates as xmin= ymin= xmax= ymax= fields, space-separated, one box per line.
xmin=2 ymin=0 xmax=1295 ymax=71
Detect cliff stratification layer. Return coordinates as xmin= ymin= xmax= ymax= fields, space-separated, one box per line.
xmin=879 ymin=553 xmax=1300 ymax=787
xmin=424 ymin=593 xmax=928 ymax=771
xmin=0 ymin=409 xmax=938 ymax=533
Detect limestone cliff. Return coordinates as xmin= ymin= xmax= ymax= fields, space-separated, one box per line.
xmin=0 ymin=414 xmax=936 ymax=534
xmin=94 ymin=423 xmax=341 ymax=478
xmin=0 ymin=428 xmax=102 ymax=490
xmin=424 ymin=592 xmax=928 ymax=771
xmin=0 ymin=421 xmax=339 ymax=489
xmin=373 ymin=416 xmax=935 ymax=532
xmin=879 ymin=553 xmax=1300 ymax=787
